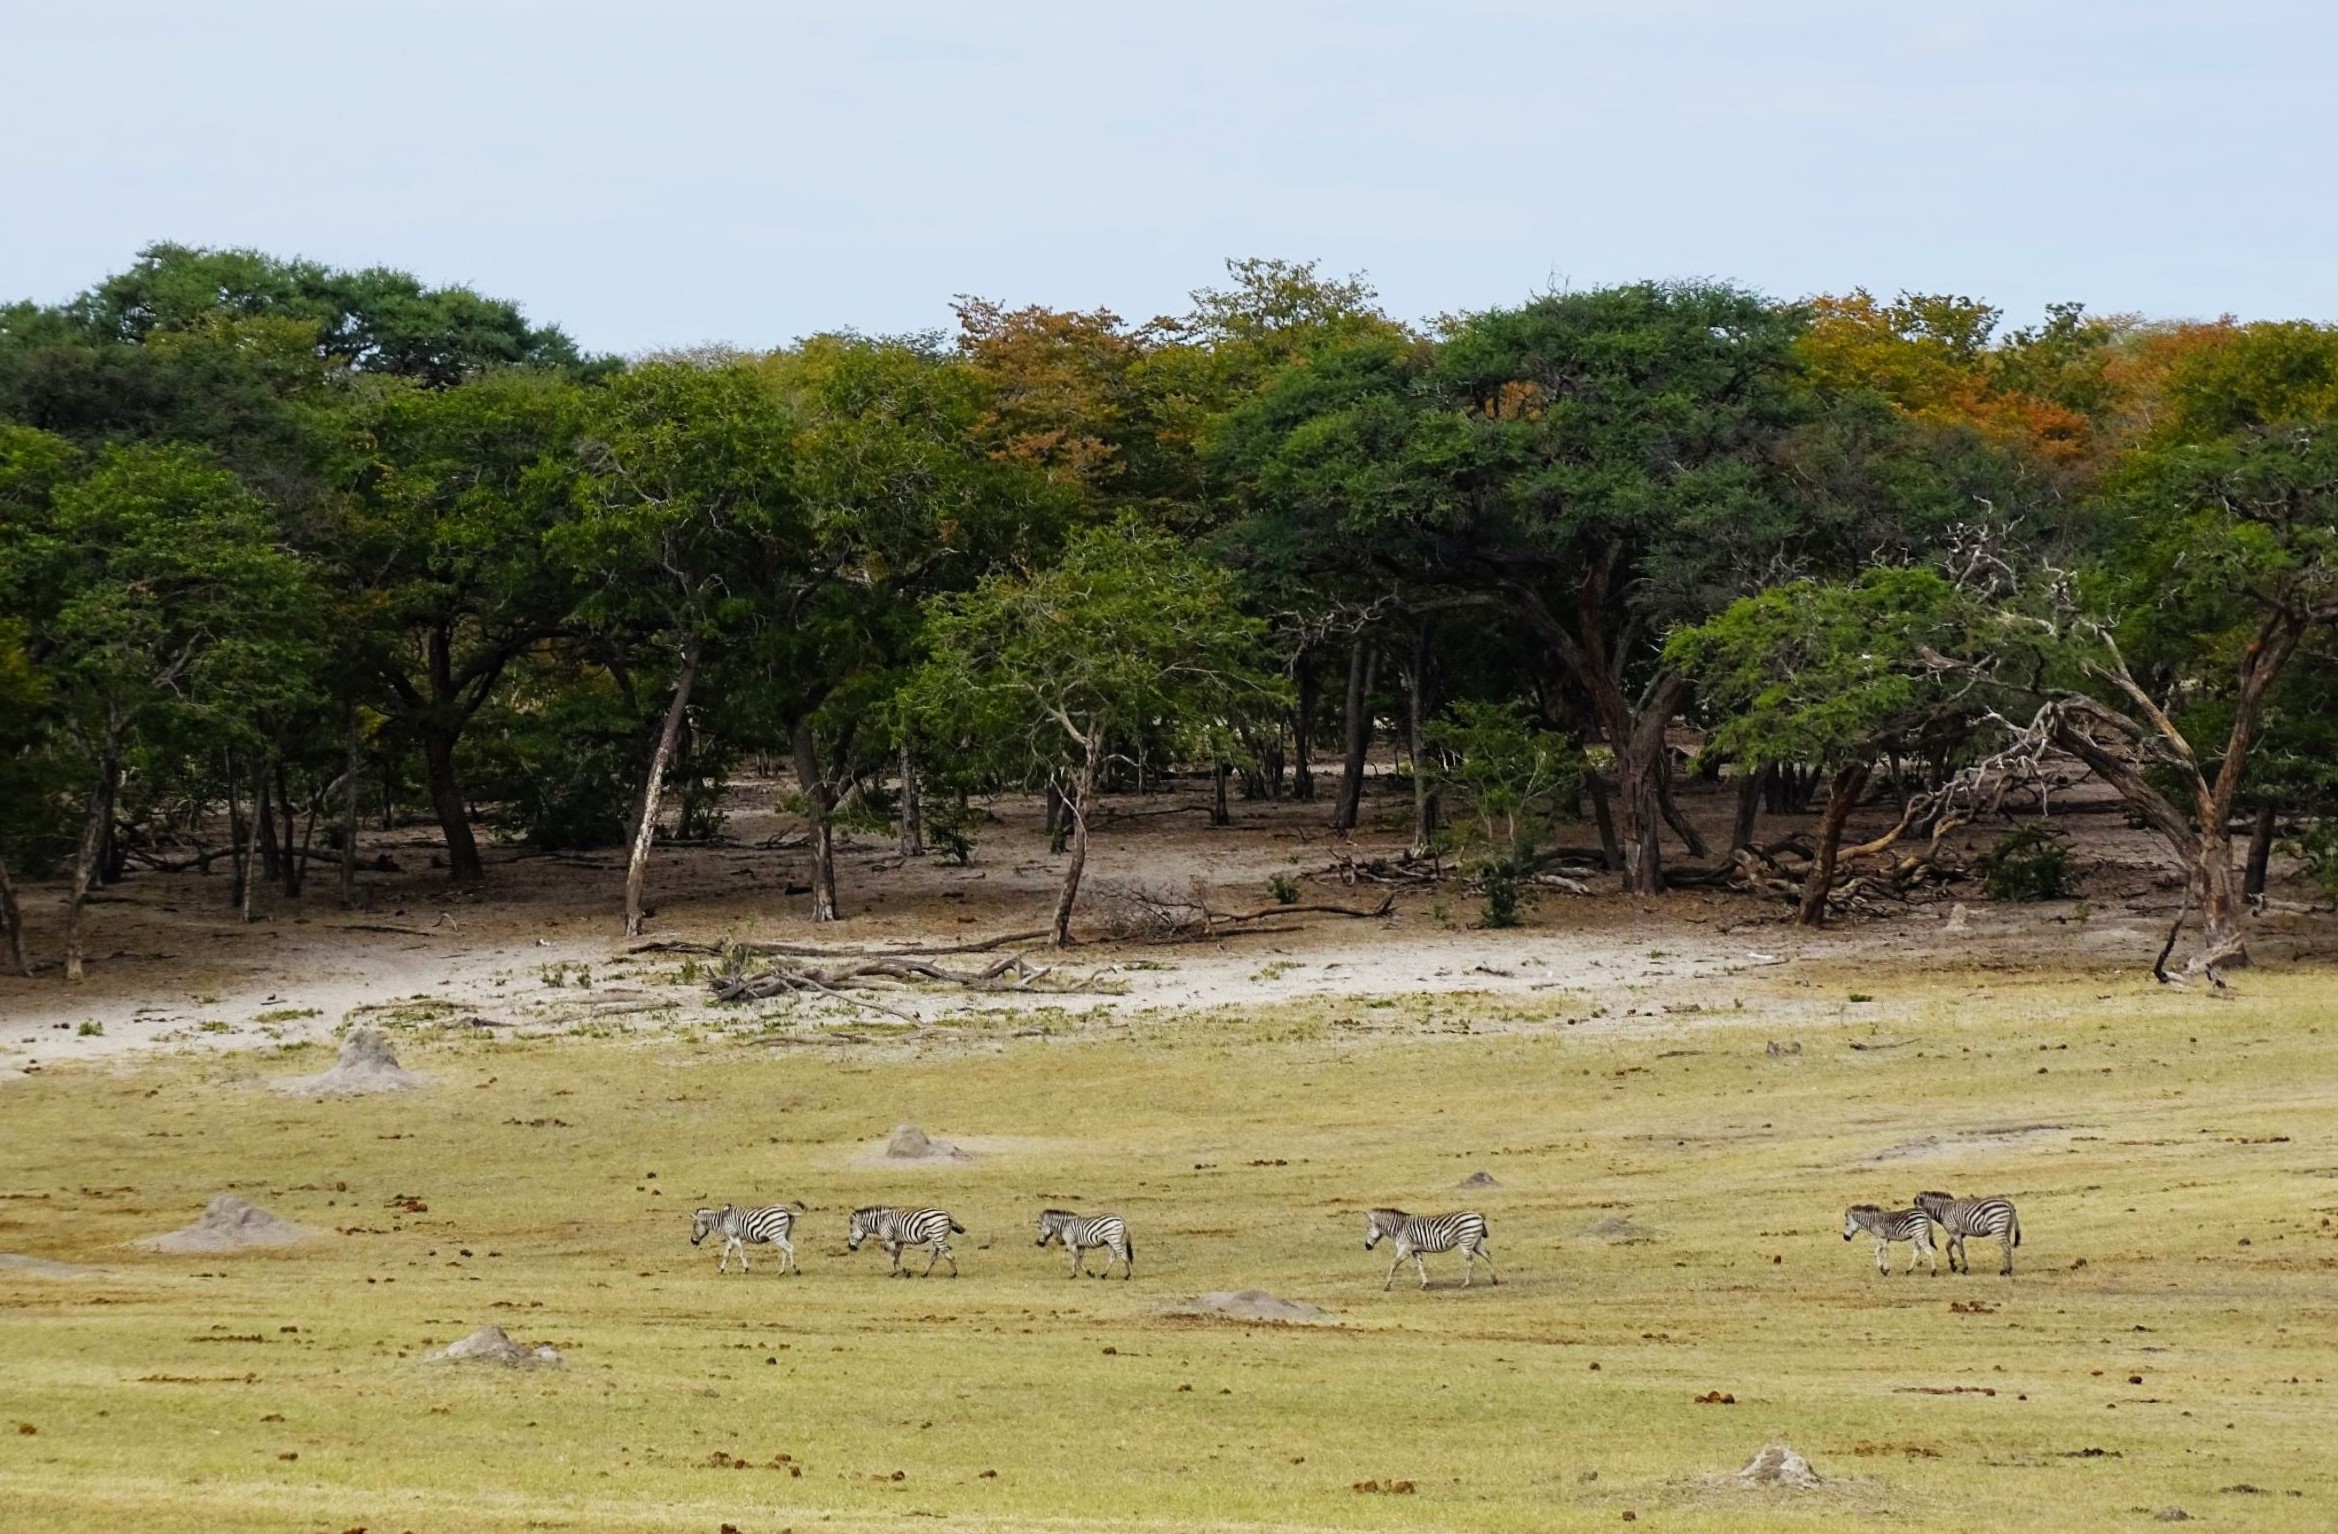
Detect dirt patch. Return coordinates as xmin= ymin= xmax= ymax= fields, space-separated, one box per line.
xmin=1167 ymin=1290 xmax=1333 ymax=1324
xmin=1457 ymin=1170 xmax=1502 ymax=1189
xmin=0 ymin=1253 xmax=107 ymax=1279
xmin=1735 ymin=1444 xmax=1821 ymax=1489
xmin=135 ymin=1195 xmax=313 ymax=1253
xmin=271 ymin=1026 xmax=425 ymax=1097
xmin=1580 ymin=1214 xmax=1660 ymax=1245
xmin=424 ymin=1325 xmax=562 ymax=1367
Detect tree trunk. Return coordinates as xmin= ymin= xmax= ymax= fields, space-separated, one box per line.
xmin=1730 ymin=764 xmax=1766 ymax=855
xmin=2243 ymin=803 xmax=2277 ymax=899
xmin=1211 ymin=762 xmax=1230 ymax=827
xmin=225 ymin=750 xmax=249 ymax=911
xmin=255 ymin=768 xmax=281 ymax=884
xmin=1656 ymin=755 xmax=1707 ymax=860
xmin=1586 ymin=772 xmax=1620 ymax=872
xmin=1044 ymin=782 xmax=1069 ymax=855
xmin=790 ymin=717 xmax=838 ymax=923
xmin=239 ymin=757 xmax=260 ymax=925
xmin=0 ymin=850 xmax=28 ymax=977
xmin=276 ymin=759 xmax=302 ymax=898
xmin=1291 ymin=651 xmax=1318 ymax=802
xmin=624 ymin=636 xmax=700 ymax=938
xmin=419 ymin=725 xmax=484 ymax=883
xmin=1051 ymin=738 xmax=1101 ymax=947
xmin=1405 ymin=623 xmax=1437 ymax=856
xmin=1796 ymin=761 xmax=1870 ymax=928
xmin=339 ymin=702 xmax=361 ymax=910
xmin=1608 ymin=689 xmax=1684 ymax=896
xmin=63 ymin=757 xmax=120 ymax=983
xmin=1331 ymin=639 xmax=1375 ymax=833
xmin=898 ymin=744 xmax=925 ymax=856
xmin=2196 ymin=825 xmax=2245 ymax=966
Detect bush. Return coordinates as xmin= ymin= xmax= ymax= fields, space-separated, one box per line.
xmin=1479 ymin=859 xmax=1523 ymax=928
xmin=1980 ymin=823 xmax=2077 ymax=901
xmin=1267 ymin=872 xmax=1301 ymax=906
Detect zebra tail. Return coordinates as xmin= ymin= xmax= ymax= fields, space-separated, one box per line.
xmin=2012 ymin=1211 xmax=2022 ymax=1248
xmin=950 ymin=1221 xmax=966 ymax=1234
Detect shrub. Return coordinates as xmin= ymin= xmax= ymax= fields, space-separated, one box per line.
xmin=1267 ymin=873 xmax=1301 ymax=906
xmin=1981 ymin=823 xmax=2077 ymax=901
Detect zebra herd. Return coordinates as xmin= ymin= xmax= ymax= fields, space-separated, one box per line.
xmin=689 ymin=1201 xmax=1495 ymax=1289
xmin=691 ymin=1190 xmax=2027 ymax=1287
xmin=1842 ymin=1190 xmax=2023 ymax=1276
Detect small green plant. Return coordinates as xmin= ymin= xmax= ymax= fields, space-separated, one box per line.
xmin=253 ymin=1007 xmax=320 ymax=1025
xmin=1981 ymin=823 xmax=2077 ymax=901
xmin=76 ymin=1020 xmax=103 ymax=1037
xmin=1267 ymin=873 xmax=1300 ymax=906
xmin=1847 ymin=992 xmax=1874 ymax=1004
xmin=1480 ymin=860 xmax=1523 ymax=929
xmin=1430 ymin=902 xmax=1452 ymax=925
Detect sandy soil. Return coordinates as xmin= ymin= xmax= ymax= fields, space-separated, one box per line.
xmin=4 ymin=773 xmax=2330 ymax=1080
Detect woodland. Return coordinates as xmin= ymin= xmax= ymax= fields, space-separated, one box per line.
xmin=4 ymin=244 xmax=2335 ymax=985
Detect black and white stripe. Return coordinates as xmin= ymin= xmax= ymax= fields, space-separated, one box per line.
xmin=691 ymin=1202 xmax=804 ymax=1274
xmin=1842 ymin=1204 xmax=1938 ymax=1275
xmin=1913 ymin=1191 xmax=2022 ymax=1276
xmin=1035 ymin=1209 xmax=1134 ymax=1279
xmin=1363 ymin=1208 xmax=1496 ymax=1291
xmin=848 ymin=1205 xmax=965 ymax=1277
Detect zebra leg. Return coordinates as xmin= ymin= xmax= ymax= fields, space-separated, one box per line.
xmin=1999 ymin=1232 xmax=2014 ymax=1277
xmin=1478 ymin=1243 xmax=1497 ymax=1285
xmin=1118 ymin=1243 xmax=1133 ymax=1279
xmin=1383 ymin=1252 xmax=1407 ymax=1291
xmin=1873 ymin=1238 xmax=1890 ymax=1275
xmin=1065 ymin=1245 xmax=1082 ymax=1279
xmin=776 ymin=1235 xmax=796 ymax=1275
xmin=887 ymin=1240 xmax=905 ymax=1277
xmin=939 ymin=1241 xmax=958 ymax=1277
xmin=1414 ymin=1252 xmax=1431 ymax=1290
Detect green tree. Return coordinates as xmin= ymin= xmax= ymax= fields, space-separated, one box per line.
xmin=1668 ymin=567 xmax=1994 ymax=926
xmin=0 ymin=439 xmax=316 ymax=978
xmin=564 ymin=360 xmax=801 ymax=935
xmin=903 ymin=523 xmax=1286 ymax=945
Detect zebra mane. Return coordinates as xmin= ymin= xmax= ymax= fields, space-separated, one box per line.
xmin=1845 ymin=1202 xmax=1883 ymax=1214
xmin=1914 ymin=1190 xmax=1955 ymax=1202
xmin=1038 ymin=1208 xmax=1076 ymax=1219
xmin=1368 ymin=1207 xmax=1410 ymax=1219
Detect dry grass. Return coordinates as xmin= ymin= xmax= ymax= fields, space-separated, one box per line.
xmin=4 ymin=965 xmax=2337 ymax=1532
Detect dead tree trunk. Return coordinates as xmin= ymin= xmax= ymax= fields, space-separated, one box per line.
xmin=1585 ymin=771 xmax=1620 ymax=872
xmin=1051 ymin=735 xmax=1102 ymax=947
xmin=790 ymin=717 xmax=839 ymax=923
xmin=1211 ymin=762 xmax=1230 ymax=827
xmin=255 ymin=766 xmax=281 ymax=885
xmin=0 ymin=850 xmax=28 ymax=977
xmin=2244 ymin=802 xmax=2277 ymax=899
xmin=1405 ymin=623 xmax=1438 ymax=856
xmin=276 ymin=759 xmax=302 ymax=898
xmin=1796 ymin=760 xmax=1870 ymax=928
xmin=225 ymin=750 xmax=250 ymax=912
xmin=624 ymin=635 xmax=700 ymax=938
xmin=63 ymin=753 xmax=120 ymax=983
xmin=1331 ymin=639 xmax=1375 ymax=833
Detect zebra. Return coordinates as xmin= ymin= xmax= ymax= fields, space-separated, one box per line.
xmin=1913 ymin=1190 xmax=2022 ymax=1276
xmin=1035 ymin=1209 xmax=1134 ymax=1279
xmin=847 ymin=1206 xmax=964 ymax=1277
xmin=690 ymin=1202 xmax=805 ymax=1274
xmin=1363 ymin=1208 xmax=1496 ymax=1291
xmin=1841 ymin=1204 xmax=1938 ymax=1276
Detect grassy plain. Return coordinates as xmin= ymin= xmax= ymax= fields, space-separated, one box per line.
xmin=4 ymin=965 xmax=2337 ymax=1533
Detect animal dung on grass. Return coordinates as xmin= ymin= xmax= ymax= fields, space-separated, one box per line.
xmin=136 ymin=1195 xmax=314 ymax=1253
xmin=1168 ymin=1290 xmax=1332 ymax=1324
xmin=1457 ymin=1170 xmax=1502 ymax=1189
xmin=1734 ymin=1444 xmax=1821 ymax=1489
xmin=885 ymin=1124 xmax=972 ymax=1162
xmin=272 ymin=1026 xmax=425 ymax=1097
xmin=424 ymin=1325 xmax=561 ymax=1367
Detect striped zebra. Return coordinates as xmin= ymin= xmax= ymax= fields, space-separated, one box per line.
xmin=1913 ymin=1190 xmax=2022 ymax=1276
xmin=1363 ymin=1208 xmax=1496 ymax=1291
xmin=1035 ymin=1209 xmax=1134 ymax=1279
xmin=690 ymin=1202 xmax=805 ymax=1274
xmin=1841 ymin=1204 xmax=1938 ymax=1276
xmin=847 ymin=1206 xmax=964 ymax=1277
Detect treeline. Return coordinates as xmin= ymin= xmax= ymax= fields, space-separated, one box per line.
xmin=3 ymin=245 xmax=2335 ymax=979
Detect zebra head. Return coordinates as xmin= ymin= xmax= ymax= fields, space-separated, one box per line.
xmin=846 ymin=1207 xmax=881 ymax=1250
xmin=690 ymin=1206 xmax=730 ymax=1246
xmin=1912 ymin=1190 xmax=1955 ymax=1219
xmin=1036 ymin=1209 xmax=1075 ymax=1248
xmin=1363 ymin=1208 xmax=1407 ymax=1250
xmin=1843 ymin=1204 xmax=1882 ymax=1240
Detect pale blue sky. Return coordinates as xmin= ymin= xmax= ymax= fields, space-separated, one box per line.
xmin=4 ymin=2 xmax=2330 ymax=353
